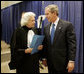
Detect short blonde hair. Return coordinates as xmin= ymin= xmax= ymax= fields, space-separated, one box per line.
xmin=20 ymin=12 xmax=36 ymax=26
xmin=45 ymin=4 xmax=59 ymax=16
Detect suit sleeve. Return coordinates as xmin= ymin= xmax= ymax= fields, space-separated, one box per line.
xmin=9 ymin=29 xmax=25 ymax=69
xmin=39 ymin=27 xmax=48 ymax=60
xmin=66 ymin=23 xmax=76 ymax=61
xmin=8 ymin=30 xmax=17 ymax=69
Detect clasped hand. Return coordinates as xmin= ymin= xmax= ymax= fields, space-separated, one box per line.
xmin=25 ymin=45 xmax=43 ymax=53
xmin=25 ymin=48 xmax=33 ymax=53
xmin=38 ymin=45 xmax=43 ymax=50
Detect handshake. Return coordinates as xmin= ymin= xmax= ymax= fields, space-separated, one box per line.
xmin=25 ymin=45 xmax=43 ymax=54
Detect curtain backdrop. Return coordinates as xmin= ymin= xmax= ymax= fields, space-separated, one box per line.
xmin=42 ymin=1 xmax=83 ymax=73
xmin=1 ymin=1 xmax=83 ymax=73
xmin=1 ymin=1 xmax=42 ymax=44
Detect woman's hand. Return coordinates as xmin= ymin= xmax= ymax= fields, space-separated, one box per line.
xmin=25 ymin=48 xmax=33 ymax=53
xmin=38 ymin=45 xmax=43 ymax=50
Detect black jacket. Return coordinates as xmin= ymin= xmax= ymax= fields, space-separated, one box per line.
xmin=43 ymin=19 xmax=76 ymax=71
xmin=9 ymin=26 xmax=41 ymax=73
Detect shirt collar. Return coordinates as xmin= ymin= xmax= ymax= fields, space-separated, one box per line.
xmin=52 ymin=17 xmax=59 ymax=26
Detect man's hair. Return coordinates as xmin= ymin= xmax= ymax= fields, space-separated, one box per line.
xmin=20 ymin=12 xmax=36 ymax=26
xmin=45 ymin=4 xmax=59 ymax=16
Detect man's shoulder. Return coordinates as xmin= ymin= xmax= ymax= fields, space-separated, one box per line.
xmin=59 ymin=19 xmax=74 ymax=29
xmin=44 ymin=23 xmax=51 ymax=28
xmin=44 ymin=24 xmax=48 ymax=28
xmin=59 ymin=19 xmax=72 ymax=25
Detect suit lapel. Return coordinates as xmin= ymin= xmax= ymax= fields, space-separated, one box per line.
xmin=53 ymin=19 xmax=63 ymax=43
xmin=46 ymin=21 xmax=63 ymax=44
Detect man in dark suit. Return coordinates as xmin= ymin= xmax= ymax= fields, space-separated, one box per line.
xmin=43 ymin=4 xmax=76 ymax=73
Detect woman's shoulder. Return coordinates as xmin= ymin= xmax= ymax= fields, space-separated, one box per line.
xmin=13 ymin=27 xmax=25 ymax=35
xmin=32 ymin=27 xmax=41 ymax=35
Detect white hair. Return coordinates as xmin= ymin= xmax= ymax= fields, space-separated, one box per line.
xmin=20 ymin=12 xmax=36 ymax=26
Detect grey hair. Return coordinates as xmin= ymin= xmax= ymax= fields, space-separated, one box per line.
xmin=45 ymin=4 xmax=59 ymax=16
xmin=20 ymin=12 xmax=36 ymax=26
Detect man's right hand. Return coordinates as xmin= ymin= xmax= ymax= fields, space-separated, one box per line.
xmin=42 ymin=58 xmax=47 ymax=67
xmin=25 ymin=48 xmax=33 ymax=53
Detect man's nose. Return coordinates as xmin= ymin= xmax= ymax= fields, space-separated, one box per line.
xmin=34 ymin=21 xmax=35 ymax=24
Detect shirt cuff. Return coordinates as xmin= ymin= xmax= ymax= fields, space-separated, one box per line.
xmin=69 ymin=60 xmax=74 ymax=63
xmin=42 ymin=58 xmax=47 ymax=60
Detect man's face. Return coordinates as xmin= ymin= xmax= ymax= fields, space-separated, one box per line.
xmin=27 ymin=16 xmax=35 ymax=28
xmin=45 ymin=8 xmax=55 ymax=22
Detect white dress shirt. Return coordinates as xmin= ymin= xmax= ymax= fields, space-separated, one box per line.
xmin=27 ymin=30 xmax=35 ymax=48
xmin=50 ymin=17 xmax=59 ymax=35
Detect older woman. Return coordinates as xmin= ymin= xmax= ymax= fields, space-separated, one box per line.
xmin=9 ymin=12 xmax=43 ymax=73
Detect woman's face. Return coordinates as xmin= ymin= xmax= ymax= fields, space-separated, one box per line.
xmin=27 ymin=16 xmax=35 ymax=28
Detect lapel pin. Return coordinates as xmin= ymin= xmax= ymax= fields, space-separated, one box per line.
xmin=59 ymin=27 xmax=61 ymax=29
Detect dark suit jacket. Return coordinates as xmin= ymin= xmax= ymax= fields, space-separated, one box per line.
xmin=8 ymin=26 xmax=41 ymax=73
xmin=43 ymin=19 xmax=76 ymax=71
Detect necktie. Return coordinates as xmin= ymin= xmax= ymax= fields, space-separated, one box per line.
xmin=51 ymin=24 xmax=55 ymax=44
